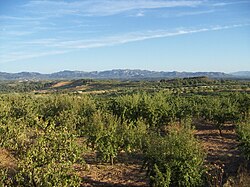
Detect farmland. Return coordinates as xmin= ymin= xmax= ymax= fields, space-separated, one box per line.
xmin=0 ymin=77 xmax=250 ymax=186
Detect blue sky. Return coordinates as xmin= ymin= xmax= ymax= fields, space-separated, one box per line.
xmin=0 ymin=0 xmax=250 ymax=73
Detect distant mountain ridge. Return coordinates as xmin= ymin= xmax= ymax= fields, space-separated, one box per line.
xmin=230 ymin=71 xmax=250 ymax=77
xmin=0 ymin=69 xmax=241 ymax=80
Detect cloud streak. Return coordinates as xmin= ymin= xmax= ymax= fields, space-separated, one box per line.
xmin=20 ymin=0 xmax=250 ymax=18
xmin=213 ymin=0 xmax=250 ymax=7
xmin=56 ymin=24 xmax=250 ymax=49
xmin=0 ymin=50 xmax=69 ymax=63
xmin=23 ymin=0 xmax=204 ymax=17
xmin=1 ymin=23 xmax=249 ymax=63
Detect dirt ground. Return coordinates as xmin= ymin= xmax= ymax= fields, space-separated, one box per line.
xmin=195 ymin=122 xmax=242 ymax=173
xmin=194 ymin=121 xmax=250 ymax=186
xmin=79 ymin=152 xmax=149 ymax=187
xmin=1 ymin=121 xmax=249 ymax=186
xmin=79 ymin=121 xmax=250 ymax=187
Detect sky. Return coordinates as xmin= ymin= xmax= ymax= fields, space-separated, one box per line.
xmin=0 ymin=0 xmax=250 ymax=73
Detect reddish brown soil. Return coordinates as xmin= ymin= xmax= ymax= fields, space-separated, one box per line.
xmin=194 ymin=121 xmax=250 ymax=186
xmin=1 ymin=121 xmax=248 ymax=186
xmin=79 ymin=122 xmax=249 ymax=187
xmin=79 ymin=152 xmax=149 ymax=187
xmin=195 ymin=122 xmax=242 ymax=174
xmin=51 ymin=81 xmax=72 ymax=88
xmin=0 ymin=149 xmax=16 ymax=169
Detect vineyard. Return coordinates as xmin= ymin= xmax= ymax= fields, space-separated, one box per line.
xmin=0 ymin=77 xmax=250 ymax=186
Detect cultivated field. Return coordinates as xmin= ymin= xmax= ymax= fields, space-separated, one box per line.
xmin=1 ymin=77 xmax=250 ymax=186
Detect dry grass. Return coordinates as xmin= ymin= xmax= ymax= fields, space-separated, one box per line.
xmin=0 ymin=149 xmax=16 ymax=169
xmin=51 ymin=81 xmax=72 ymax=88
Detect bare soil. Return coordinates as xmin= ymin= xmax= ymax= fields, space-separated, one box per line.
xmin=79 ymin=152 xmax=149 ymax=187
xmin=1 ymin=122 xmax=249 ymax=186
xmin=194 ymin=121 xmax=250 ymax=186
xmin=51 ymin=81 xmax=72 ymax=88
xmin=0 ymin=149 xmax=16 ymax=169
xmin=79 ymin=121 xmax=249 ymax=187
xmin=195 ymin=122 xmax=242 ymax=175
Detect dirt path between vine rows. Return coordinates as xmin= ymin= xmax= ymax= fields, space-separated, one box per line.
xmin=195 ymin=121 xmax=250 ymax=186
xmin=79 ymin=152 xmax=149 ymax=187
xmin=79 ymin=121 xmax=249 ymax=187
xmin=195 ymin=122 xmax=241 ymax=175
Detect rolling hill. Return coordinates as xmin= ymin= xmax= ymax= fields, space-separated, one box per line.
xmin=0 ymin=69 xmax=232 ymax=80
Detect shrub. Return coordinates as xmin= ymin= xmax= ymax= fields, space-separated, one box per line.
xmin=143 ymin=124 xmax=205 ymax=187
xmin=84 ymin=111 xmax=148 ymax=164
xmin=1 ymin=123 xmax=83 ymax=186
xmin=237 ymin=122 xmax=250 ymax=160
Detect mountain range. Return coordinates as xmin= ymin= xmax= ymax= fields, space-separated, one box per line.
xmin=230 ymin=71 xmax=250 ymax=78
xmin=0 ymin=69 xmax=249 ymax=80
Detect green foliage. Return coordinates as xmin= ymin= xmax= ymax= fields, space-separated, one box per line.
xmin=237 ymin=122 xmax=250 ymax=160
xmin=0 ymin=120 xmax=32 ymax=156
xmin=0 ymin=80 xmax=51 ymax=93
xmin=0 ymin=94 xmax=87 ymax=186
xmin=204 ymin=163 xmax=224 ymax=187
xmin=109 ymin=92 xmax=175 ymax=128
xmin=0 ymin=82 xmax=250 ymax=186
xmin=94 ymin=113 xmax=120 ymax=164
xmin=1 ymin=123 xmax=83 ymax=186
xmin=35 ymin=94 xmax=96 ymax=133
xmin=0 ymin=168 xmax=12 ymax=187
xmin=0 ymin=94 xmax=37 ymax=125
xmin=235 ymin=93 xmax=250 ymax=120
xmin=200 ymin=95 xmax=240 ymax=135
xmin=150 ymin=164 xmax=171 ymax=187
xmin=84 ymin=111 xmax=148 ymax=164
xmin=143 ymin=124 xmax=205 ymax=187
xmin=14 ymin=162 xmax=81 ymax=187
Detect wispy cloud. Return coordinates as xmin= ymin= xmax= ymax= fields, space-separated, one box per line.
xmin=56 ymin=24 xmax=249 ymax=49
xmin=7 ymin=0 xmax=247 ymax=19
xmin=0 ymin=30 xmax=34 ymax=36
xmin=159 ymin=9 xmax=218 ymax=18
xmin=175 ymin=9 xmax=216 ymax=17
xmin=23 ymin=0 xmax=204 ymax=17
xmin=0 ymin=15 xmax=44 ymax=21
xmin=1 ymin=23 xmax=249 ymax=63
xmin=134 ymin=11 xmax=145 ymax=17
xmin=213 ymin=1 xmax=250 ymax=7
xmin=0 ymin=50 xmax=69 ymax=63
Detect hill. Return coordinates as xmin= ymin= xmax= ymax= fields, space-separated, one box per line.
xmin=0 ymin=69 xmax=232 ymax=80
xmin=230 ymin=71 xmax=250 ymax=78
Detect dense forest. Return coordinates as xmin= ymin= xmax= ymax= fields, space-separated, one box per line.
xmin=0 ymin=77 xmax=250 ymax=186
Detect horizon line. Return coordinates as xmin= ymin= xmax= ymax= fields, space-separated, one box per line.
xmin=1 ymin=69 xmax=248 ymax=74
